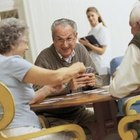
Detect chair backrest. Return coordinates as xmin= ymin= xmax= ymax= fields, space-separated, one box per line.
xmin=0 ymin=82 xmax=86 ymax=140
xmin=0 ymin=82 xmax=15 ymax=130
xmin=110 ymin=56 xmax=123 ymax=76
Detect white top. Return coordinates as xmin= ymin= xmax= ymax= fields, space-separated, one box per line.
xmin=109 ymin=44 xmax=140 ymax=98
xmin=88 ymin=23 xmax=111 ymax=75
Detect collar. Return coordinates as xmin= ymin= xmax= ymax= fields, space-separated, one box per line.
xmin=129 ymin=32 xmax=140 ymax=49
xmin=92 ymin=23 xmax=102 ymax=30
xmin=56 ymin=50 xmax=75 ymax=63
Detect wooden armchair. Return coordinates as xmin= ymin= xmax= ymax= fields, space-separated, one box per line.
xmin=118 ymin=95 xmax=140 ymax=140
xmin=0 ymin=82 xmax=86 ymax=140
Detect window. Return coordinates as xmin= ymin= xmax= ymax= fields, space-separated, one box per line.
xmin=0 ymin=9 xmax=18 ymax=20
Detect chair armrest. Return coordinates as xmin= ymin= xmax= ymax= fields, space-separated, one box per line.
xmin=124 ymin=95 xmax=140 ymax=115
xmin=118 ymin=114 xmax=140 ymax=140
xmin=0 ymin=124 xmax=86 ymax=140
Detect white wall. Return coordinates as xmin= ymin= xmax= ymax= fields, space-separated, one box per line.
xmin=19 ymin=0 xmax=138 ymax=62
xmin=0 ymin=0 xmax=14 ymax=12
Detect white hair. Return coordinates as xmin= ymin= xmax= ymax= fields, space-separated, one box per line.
xmin=129 ymin=1 xmax=140 ymax=26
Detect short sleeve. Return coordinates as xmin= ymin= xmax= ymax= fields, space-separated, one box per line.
xmin=98 ymin=28 xmax=110 ymax=46
xmin=9 ymin=56 xmax=33 ymax=81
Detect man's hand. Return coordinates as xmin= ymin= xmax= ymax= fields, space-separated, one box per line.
xmin=70 ymin=73 xmax=95 ymax=90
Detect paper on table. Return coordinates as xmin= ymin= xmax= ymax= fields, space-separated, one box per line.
xmin=83 ymin=86 xmax=110 ymax=95
xmin=40 ymin=97 xmax=63 ymax=104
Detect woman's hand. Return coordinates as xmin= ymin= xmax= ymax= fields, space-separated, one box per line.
xmin=29 ymin=85 xmax=64 ymax=104
xmin=79 ymin=38 xmax=90 ymax=47
xmin=59 ymin=62 xmax=86 ymax=84
xmin=70 ymin=62 xmax=86 ymax=74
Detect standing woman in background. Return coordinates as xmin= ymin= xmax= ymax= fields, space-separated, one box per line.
xmin=79 ymin=7 xmax=111 ymax=85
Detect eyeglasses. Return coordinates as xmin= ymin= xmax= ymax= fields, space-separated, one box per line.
xmin=54 ymin=35 xmax=76 ymax=44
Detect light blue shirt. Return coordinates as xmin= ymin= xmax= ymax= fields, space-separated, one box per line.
xmin=0 ymin=55 xmax=41 ymax=129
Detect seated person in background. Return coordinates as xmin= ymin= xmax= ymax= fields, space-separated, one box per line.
xmin=79 ymin=6 xmax=111 ymax=85
xmin=109 ymin=1 xmax=140 ymax=136
xmin=109 ymin=1 xmax=140 ymax=98
xmin=0 ymin=17 xmax=86 ymax=140
xmin=34 ymin=18 xmax=103 ymax=140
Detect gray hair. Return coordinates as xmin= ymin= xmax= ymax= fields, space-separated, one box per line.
xmin=0 ymin=17 xmax=27 ymax=54
xmin=129 ymin=2 xmax=140 ymax=26
xmin=51 ymin=18 xmax=77 ymax=39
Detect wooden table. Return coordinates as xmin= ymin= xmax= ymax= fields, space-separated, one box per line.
xmin=31 ymin=86 xmax=118 ymax=140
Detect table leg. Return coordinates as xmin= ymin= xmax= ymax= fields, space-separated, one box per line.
xmin=93 ymin=102 xmax=106 ymax=140
xmin=93 ymin=100 xmax=118 ymax=140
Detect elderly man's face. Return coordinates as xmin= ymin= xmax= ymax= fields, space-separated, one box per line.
xmin=129 ymin=21 xmax=140 ymax=35
xmin=53 ymin=25 xmax=77 ymax=58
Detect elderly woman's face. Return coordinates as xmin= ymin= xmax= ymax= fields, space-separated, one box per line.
xmin=13 ymin=36 xmax=28 ymax=57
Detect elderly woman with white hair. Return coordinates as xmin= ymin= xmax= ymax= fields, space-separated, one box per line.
xmin=109 ymin=1 xmax=140 ymax=98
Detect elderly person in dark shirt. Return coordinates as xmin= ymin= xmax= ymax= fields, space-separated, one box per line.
xmin=34 ymin=18 xmax=103 ymax=140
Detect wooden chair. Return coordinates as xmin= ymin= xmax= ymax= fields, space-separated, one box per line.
xmin=118 ymin=95 xmax=140 ymax=140
xmin=0 ymin=82 xmax=86 ymax=140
